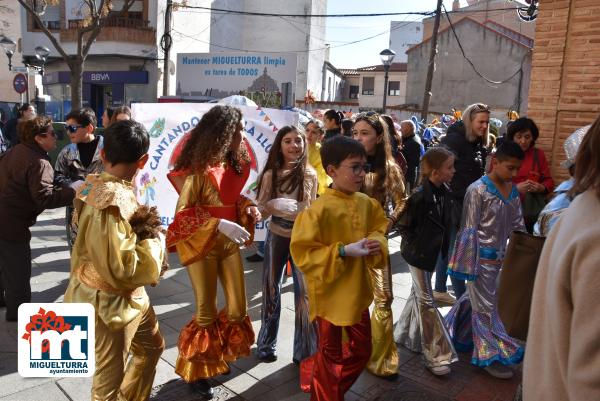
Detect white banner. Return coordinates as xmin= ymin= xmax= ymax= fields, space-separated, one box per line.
xmin=176 ymin=53 xmax=298 ymax=108
xmin=131 ymin=103 xmax=298 ymax=241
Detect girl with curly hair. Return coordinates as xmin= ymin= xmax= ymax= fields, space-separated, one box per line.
xmin=166 ymin=105 xmax=260 ymax=398
xmin=353 ymin=111 xmax=408 ymax=378
xmin=254 ymin=126 xmax=318 ymax=364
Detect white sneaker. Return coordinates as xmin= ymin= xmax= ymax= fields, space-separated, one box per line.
xmin=484 ymin=363 xmax=514 ymax=379
xmin=428 ymin=365 xmax=451 ymax=376
xmin=433 ymin=290 xmax=456 ymax=305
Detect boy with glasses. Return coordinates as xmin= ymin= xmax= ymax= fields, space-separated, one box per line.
xmin=55 ymin=108 xmax=104 ymax=246
xmin=290 ymin=135 xmax=389 ymax=401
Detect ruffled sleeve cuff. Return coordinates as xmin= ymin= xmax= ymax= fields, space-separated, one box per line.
xmin=447 ymin=227 xmax=479 ymax=281
xmin=166 ymin=206 xmax=219 ymax=265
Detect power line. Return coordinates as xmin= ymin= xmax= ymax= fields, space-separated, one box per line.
xmin=174 ymin=4 xmax=435 ymax=18
xmin=171 ymin=14 xmax=422 ymax=54
xmin=173 ymin=4 xmax=525 ymax=19
xmin=441 ymin=3 xmax=525 ymax=85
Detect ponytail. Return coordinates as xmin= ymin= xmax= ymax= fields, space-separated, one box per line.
xmin=324 ymin=109 xmax=343 ymax=126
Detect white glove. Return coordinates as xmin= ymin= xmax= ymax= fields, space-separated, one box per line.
xmin=343 ymin=238 xmax=370 ymax=257
xmin=217 ymin=219 xmax=250 ymax=244
xmin=266 ymin=198 xmax=298 ymax=214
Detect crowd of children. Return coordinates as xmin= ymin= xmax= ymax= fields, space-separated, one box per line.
xmin=15 ymin=102 xmax=577 ymax=400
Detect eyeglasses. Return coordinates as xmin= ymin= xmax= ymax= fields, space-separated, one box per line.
xmin=343 ymin=162 xmax=371 ymax=175
xmin=66 ymin=124 xmax=84 ymax=133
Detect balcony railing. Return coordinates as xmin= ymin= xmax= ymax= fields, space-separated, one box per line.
xmin=67 ymin=17 xmax=152 ymax=30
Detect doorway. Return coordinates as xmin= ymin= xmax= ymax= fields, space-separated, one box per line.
xmin=90 ymin=84 xmax=112 ymax=126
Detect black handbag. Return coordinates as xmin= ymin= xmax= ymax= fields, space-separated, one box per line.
xmin=497 ymin=230 xmax=546 ymax=341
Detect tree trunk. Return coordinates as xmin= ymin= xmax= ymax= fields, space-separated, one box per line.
xmin=70 ymin=61 xmax=83 ymax=110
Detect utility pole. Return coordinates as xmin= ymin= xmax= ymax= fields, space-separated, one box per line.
xmin=162 ymin=0 xmax=173 ymax=97
xmin=421 ymin=0 xmax=444 ymax=122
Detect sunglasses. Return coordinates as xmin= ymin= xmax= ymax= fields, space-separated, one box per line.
xmin=66 ymin=124 xmax=84 ymax=133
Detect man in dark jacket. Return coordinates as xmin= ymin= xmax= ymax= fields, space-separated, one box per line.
xmin=0 ymin=116 xmax=78 ymax=321
xmin=435 ymin=103 xmax=490 ymax=304
xmin=400 ymin=120 xmax=424 ymax=192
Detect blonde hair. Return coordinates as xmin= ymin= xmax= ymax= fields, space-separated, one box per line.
xmin=463 ymin=103 xmax=490 ymax=146
xmin=420 ymin=147 xmax=454 ymax=181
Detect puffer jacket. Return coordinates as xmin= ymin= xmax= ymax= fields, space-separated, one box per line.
xmin=440 ymin=121 xmax=487 ymax=204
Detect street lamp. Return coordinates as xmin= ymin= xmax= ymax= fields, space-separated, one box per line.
xmin=379 ymin=48 xmax=396 ymax=112
xmin=0 ymin=36 xmax=17 ymax=71
xmin=34 ymin=45 xmax=50 ymax=75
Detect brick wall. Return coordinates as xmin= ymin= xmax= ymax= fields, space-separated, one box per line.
xmin=527 ymin=0 xmax=600 ymax=182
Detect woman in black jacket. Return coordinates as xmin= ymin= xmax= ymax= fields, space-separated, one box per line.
xmin=394 ymin=147 xmax=459 ymax=376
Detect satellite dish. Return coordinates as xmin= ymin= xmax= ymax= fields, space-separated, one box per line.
xmin=168 ymin=60 xmax=175 ymax=76
xmin=517 ymin=0 xmax=538 ymax=22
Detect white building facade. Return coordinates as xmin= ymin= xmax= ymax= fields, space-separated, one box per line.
xmin=388 ymin=21 xmax=423 ymax=63
xmin=17 ymin=0 xmax=331 ymax=120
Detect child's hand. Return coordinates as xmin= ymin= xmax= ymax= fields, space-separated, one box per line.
xmin=364 ymin=239 xmax=382 ymax=255
xmin=344 ymin=239 xmax=370 ymax=257
xmin=246 ymin=206 xmax=261 ymax=222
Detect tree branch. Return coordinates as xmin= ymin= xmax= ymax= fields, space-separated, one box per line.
xmin=17 ymin=0 xmax=72 ymax=66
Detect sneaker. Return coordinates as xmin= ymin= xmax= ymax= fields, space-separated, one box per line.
xmin=189 ymin=379 xmax=214 ymax=399
xmin=484 ymin=363 xmax=514 ymax=379
xmin=245 ymin=253 xmax=264 ymax=262
xmin=433 ymin=290 xmax=456 ymax=305
xmin=428 ymin=365 xmax=451 ymax=376
xmin=257 ymin=352 xmax=277 ymax=363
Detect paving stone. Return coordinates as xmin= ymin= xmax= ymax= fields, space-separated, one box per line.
xmin=0 ymin=353 xmax=53 ymax=398
xmin=150 ymin=378 xmax=238 ymax=400
xmin=249 ymin=377 xmax=308 ymax=401
xmin=55 ymin=376 xmax=92 ymax=400
xmin=212 ymin=364 xmax=272 ymax=400
xmin=0 ymin=381 xmax=69 ymax=401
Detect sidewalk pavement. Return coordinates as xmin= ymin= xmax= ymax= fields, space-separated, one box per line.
xmin=0 ymin=208 xmax=520 ymax=401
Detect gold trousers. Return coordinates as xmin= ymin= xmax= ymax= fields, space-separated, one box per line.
xmin=366 ymin=263 xmax=399 ymax=376
xmin=395 ymin=266 xmax=457 ymax=368
xmin=93 ymin=302 xmax=164 ymax=401
xmin=176 ymin=235 xmax=255 ymax=382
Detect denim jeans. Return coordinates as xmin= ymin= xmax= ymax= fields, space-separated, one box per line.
xmin=433 ymin=229 xmax=466 ymax=299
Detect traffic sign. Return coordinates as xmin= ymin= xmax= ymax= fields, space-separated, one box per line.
xmin=13 ymin=73 xmax=28 ymax=94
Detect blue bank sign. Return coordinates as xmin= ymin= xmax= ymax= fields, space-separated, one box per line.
xmin=43 ymin=71 xmax=149 ymax=85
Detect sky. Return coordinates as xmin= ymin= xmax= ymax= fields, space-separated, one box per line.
xmin=326 ymin=0 xmax=458 ymax=69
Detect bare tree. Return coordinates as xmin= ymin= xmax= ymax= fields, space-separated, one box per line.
xmin=17 ymin=0 xmax=136 ymax=110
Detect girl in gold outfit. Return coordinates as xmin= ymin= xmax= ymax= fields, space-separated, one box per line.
xmin=166 ymin=105 xmax=260 ymax=398
xmin=352 ymin=112 xmax=407 ymax=377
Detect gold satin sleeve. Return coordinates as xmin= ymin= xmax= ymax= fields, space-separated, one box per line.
xmin=389 ymin=178 xmax=408 ymax=223
xmin=365 ymin=197 xmax=391 ymax=270
xmin=290 ymin=207 xmax=347 ymax=284
xmin=173 ymin=174 xmax=221 ymax=265
xmin=308 ymin=143 xmax=331 ymax=196
xmin=65 ymin=204 xmax=163 ymax=330
xmin=81 ymin=206 xmax=163 ymax=290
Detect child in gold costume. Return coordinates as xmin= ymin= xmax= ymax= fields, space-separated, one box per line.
xmin=64 ymin=120 xmax=166 ymax=401
xmin=291 ymin=136 xmax=389 ymax=401
xmin=353 ymin=112 xmax=407 ymax=377
xmin=166 ymin=105 xmax=260 ymax=398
